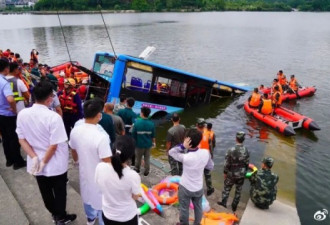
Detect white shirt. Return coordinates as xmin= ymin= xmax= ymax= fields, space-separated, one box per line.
xmin=69 ymin=123 xmax=112 ymax=210
xmin=169 ymin=146 xmax=214 ymax=192
xmin=49 ymin=90 xmax=60 ymax=111
xmin=6 ymin=75 xmax=28 ymax=113
xmin=74 ymin=119 xmax=105 ymax=132
xmin=95 ymin=162 xmax=141 ymax=222
xmin=16 ymin=104 xmax=69 ymax=176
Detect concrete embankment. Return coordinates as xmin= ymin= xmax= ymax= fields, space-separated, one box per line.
xmin=0 ymin=174 xmax=28 ymax=225
xmin=239 ymin=132 xmax=301 ymax=225
xmin=0 ymin=145 xmax=86 ymax=225
xmin=68 ymin=156 xmax=246 ymax=224
xmin=240 ymin=199 xmax=301 ymax=225
xmin=0 ymin=144 xmax=244 ymax=225
xmin=0 ymin=143 xmax=300 ymax=224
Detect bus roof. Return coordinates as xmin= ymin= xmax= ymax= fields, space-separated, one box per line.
xmin=95 ymin=52 xmax=251 ymax=92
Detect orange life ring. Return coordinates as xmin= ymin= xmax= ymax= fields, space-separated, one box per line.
xmin=152 ymin=182 xmax=179 ymax=205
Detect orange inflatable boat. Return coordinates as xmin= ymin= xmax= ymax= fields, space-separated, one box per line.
xmin=244 ymin=102 xmax=320 ymax=136
xmin=51 ymin=61 xmax=81 ymax=74
xmin=261 ymin=86 xmax=316 ymax=101
xmin=51 ymin=61 xmax=88 ymax=82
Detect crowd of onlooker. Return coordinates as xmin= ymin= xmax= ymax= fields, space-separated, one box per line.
xmin=0 ymin=48 xmax=279 ymax=225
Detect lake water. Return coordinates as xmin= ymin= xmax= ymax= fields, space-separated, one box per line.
xmin=1 ymin=12 xmax=330 ymax=225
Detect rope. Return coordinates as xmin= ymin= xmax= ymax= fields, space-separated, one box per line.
xmin=98 ymin=2 xmax=117 ymax=58
xmin=56 ymin=11 xmax=73 ymax=63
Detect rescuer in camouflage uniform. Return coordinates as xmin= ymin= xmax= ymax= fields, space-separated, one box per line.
xmin=249 ymin=157 xmax=279 ymax=209
xmin=218 ymin=131 xmax=249 ymax=212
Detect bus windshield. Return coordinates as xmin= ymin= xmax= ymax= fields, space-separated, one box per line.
xmin=93 ymin=54 xmax=115 ymax=78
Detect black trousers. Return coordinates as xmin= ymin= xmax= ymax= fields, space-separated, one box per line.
xmin=0 ymin=115 xmax=24 ymax=165
xmin=103 ymin=214 xmax=138 ymax=225
xmin=124 ymin=133 xmax=135 ymax=165
xmin=35 ymin=172 xmax=68 ymax=218
xmin=63 ymin=113 xmax=80 ymax=137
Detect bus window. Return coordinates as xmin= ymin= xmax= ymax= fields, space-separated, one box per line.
xmin=170 ymin=79 xmax=187 ymax=98
xmin=93 ymin=54 xmax=115 ymax=78
xmin=125 ymin=62 xmax=153 ymax=93
xmin=153 ymin=76 xmax=187 ymax=98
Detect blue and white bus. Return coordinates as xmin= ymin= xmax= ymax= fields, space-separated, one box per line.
xmin=86 ymin=52 xmax=250 ymax=118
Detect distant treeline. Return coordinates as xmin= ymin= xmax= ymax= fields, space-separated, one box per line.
xmin=33 ymin=0 xmax=330 ymax=12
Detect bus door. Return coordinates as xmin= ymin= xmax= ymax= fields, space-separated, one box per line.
xmin=185 ymin=79 xmax=211 ymax=107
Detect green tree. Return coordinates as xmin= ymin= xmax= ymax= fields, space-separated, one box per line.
xmin=154 ymin=0 xmax=166 ymax=11
xmin=204 ymin=0 xmax=225 ymax=10
xmin=27 ymin=0 xmax=330 ymax=12
xmin=166 ymin=0 xmax=182 ymax=8
xmin=132 ymin=0 xmax=151 ymax=11
xmin=64 ymin=0 xmax=73 ymax=10
xmin=74 ymin=0 xmax=89 ymax=10
xmin=311 ymin=0 xmax=330 ymax=10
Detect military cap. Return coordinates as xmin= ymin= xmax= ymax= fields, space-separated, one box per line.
xmin=236 ymin=131 xmax=245 ymax=139
xmin=262 ymin=157 xmax=274 ymax=168
xmin=197 ymin=118 xmax=206 ymax=125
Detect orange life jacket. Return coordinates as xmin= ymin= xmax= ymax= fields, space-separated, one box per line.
xmin=261 ymin=99 xmax=272 ymax=115
xmin=249 ymin=92 xmax=261 ymax=107
xmin=59 ymin=91 xmax=78 ymax=113
xmin=278 ymin=74 xmax=287 ymax=86
xmin=272 ymin=91 xmax=282 ymax=106
xmin=272 ymin=83 xmax=283 ymax=94
xmin=199 ymin=129 xmax=214 ymax=151
xmin=65 ymin=65 xmax=73 ymax=77
xmin=289 ymin=78 xmax=298 ymax=91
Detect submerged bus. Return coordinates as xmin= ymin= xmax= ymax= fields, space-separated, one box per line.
xmin=87 ymin=52 xmax=250 ymax=118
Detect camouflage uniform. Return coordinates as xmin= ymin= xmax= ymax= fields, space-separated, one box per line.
xmin=204 ymin=168 xmax=213 ymax=192
xmin=221 ymin=143 xmax=249 ymax=210
xmin=250 ymin=168 xmax=279 ymax=209
xmin=168 ymin=155 xmax=183 ymax=176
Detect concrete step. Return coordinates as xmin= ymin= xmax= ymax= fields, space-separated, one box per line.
xmin=0 ymin=173 xmax=29 ymax=225
xmin=1 ymin=142 xmax=246 ymax=225
xmin=0 ymin=145 xmax=87 ymax=225
xmin=240 ymin=199 xmax=301 ymax=225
